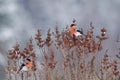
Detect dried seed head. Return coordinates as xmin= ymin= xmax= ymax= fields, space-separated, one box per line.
xmin=101 ymin=28 xmax=107 ymax=36
xmin=101 ymin=28 xmax=107 ymax=33
xmin=45 ymin=28 xmax=52 ymax=47
xmin=72 ymin=18 xmax=76 ymax=23
xmin=35 ymin=29 xmax=44 ymax=47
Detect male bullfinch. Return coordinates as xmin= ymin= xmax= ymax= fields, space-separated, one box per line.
xmin=18 ymin=59 xmax=32 ymax=73
xmin=69 ymin=24 xmax=84 ymax=37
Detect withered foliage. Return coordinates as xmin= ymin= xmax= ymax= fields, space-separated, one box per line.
xmin=6 ymin=22 xmax=119 ymax=80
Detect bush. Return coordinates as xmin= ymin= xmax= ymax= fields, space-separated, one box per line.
xmin=6 ymin=22 xmax=120 ymax=80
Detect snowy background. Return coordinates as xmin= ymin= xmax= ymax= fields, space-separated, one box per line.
xmin=0 ymin=0 xmax=120 ymax=79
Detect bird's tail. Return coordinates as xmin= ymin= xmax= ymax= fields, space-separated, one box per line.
xmin=17 ymin=64 xmax=25 ymax=74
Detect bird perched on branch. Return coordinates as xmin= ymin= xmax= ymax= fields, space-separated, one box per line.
xmin=17 ymin=59 xmax=32 ymax=73
xmin=69 ymin=24 xmax=84 ymax=37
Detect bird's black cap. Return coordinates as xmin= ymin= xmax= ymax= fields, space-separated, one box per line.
xmin=70 ymin=24 xmax=76 ymax=27
xmin=26 ymin=58 xmax=31 ymax=62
